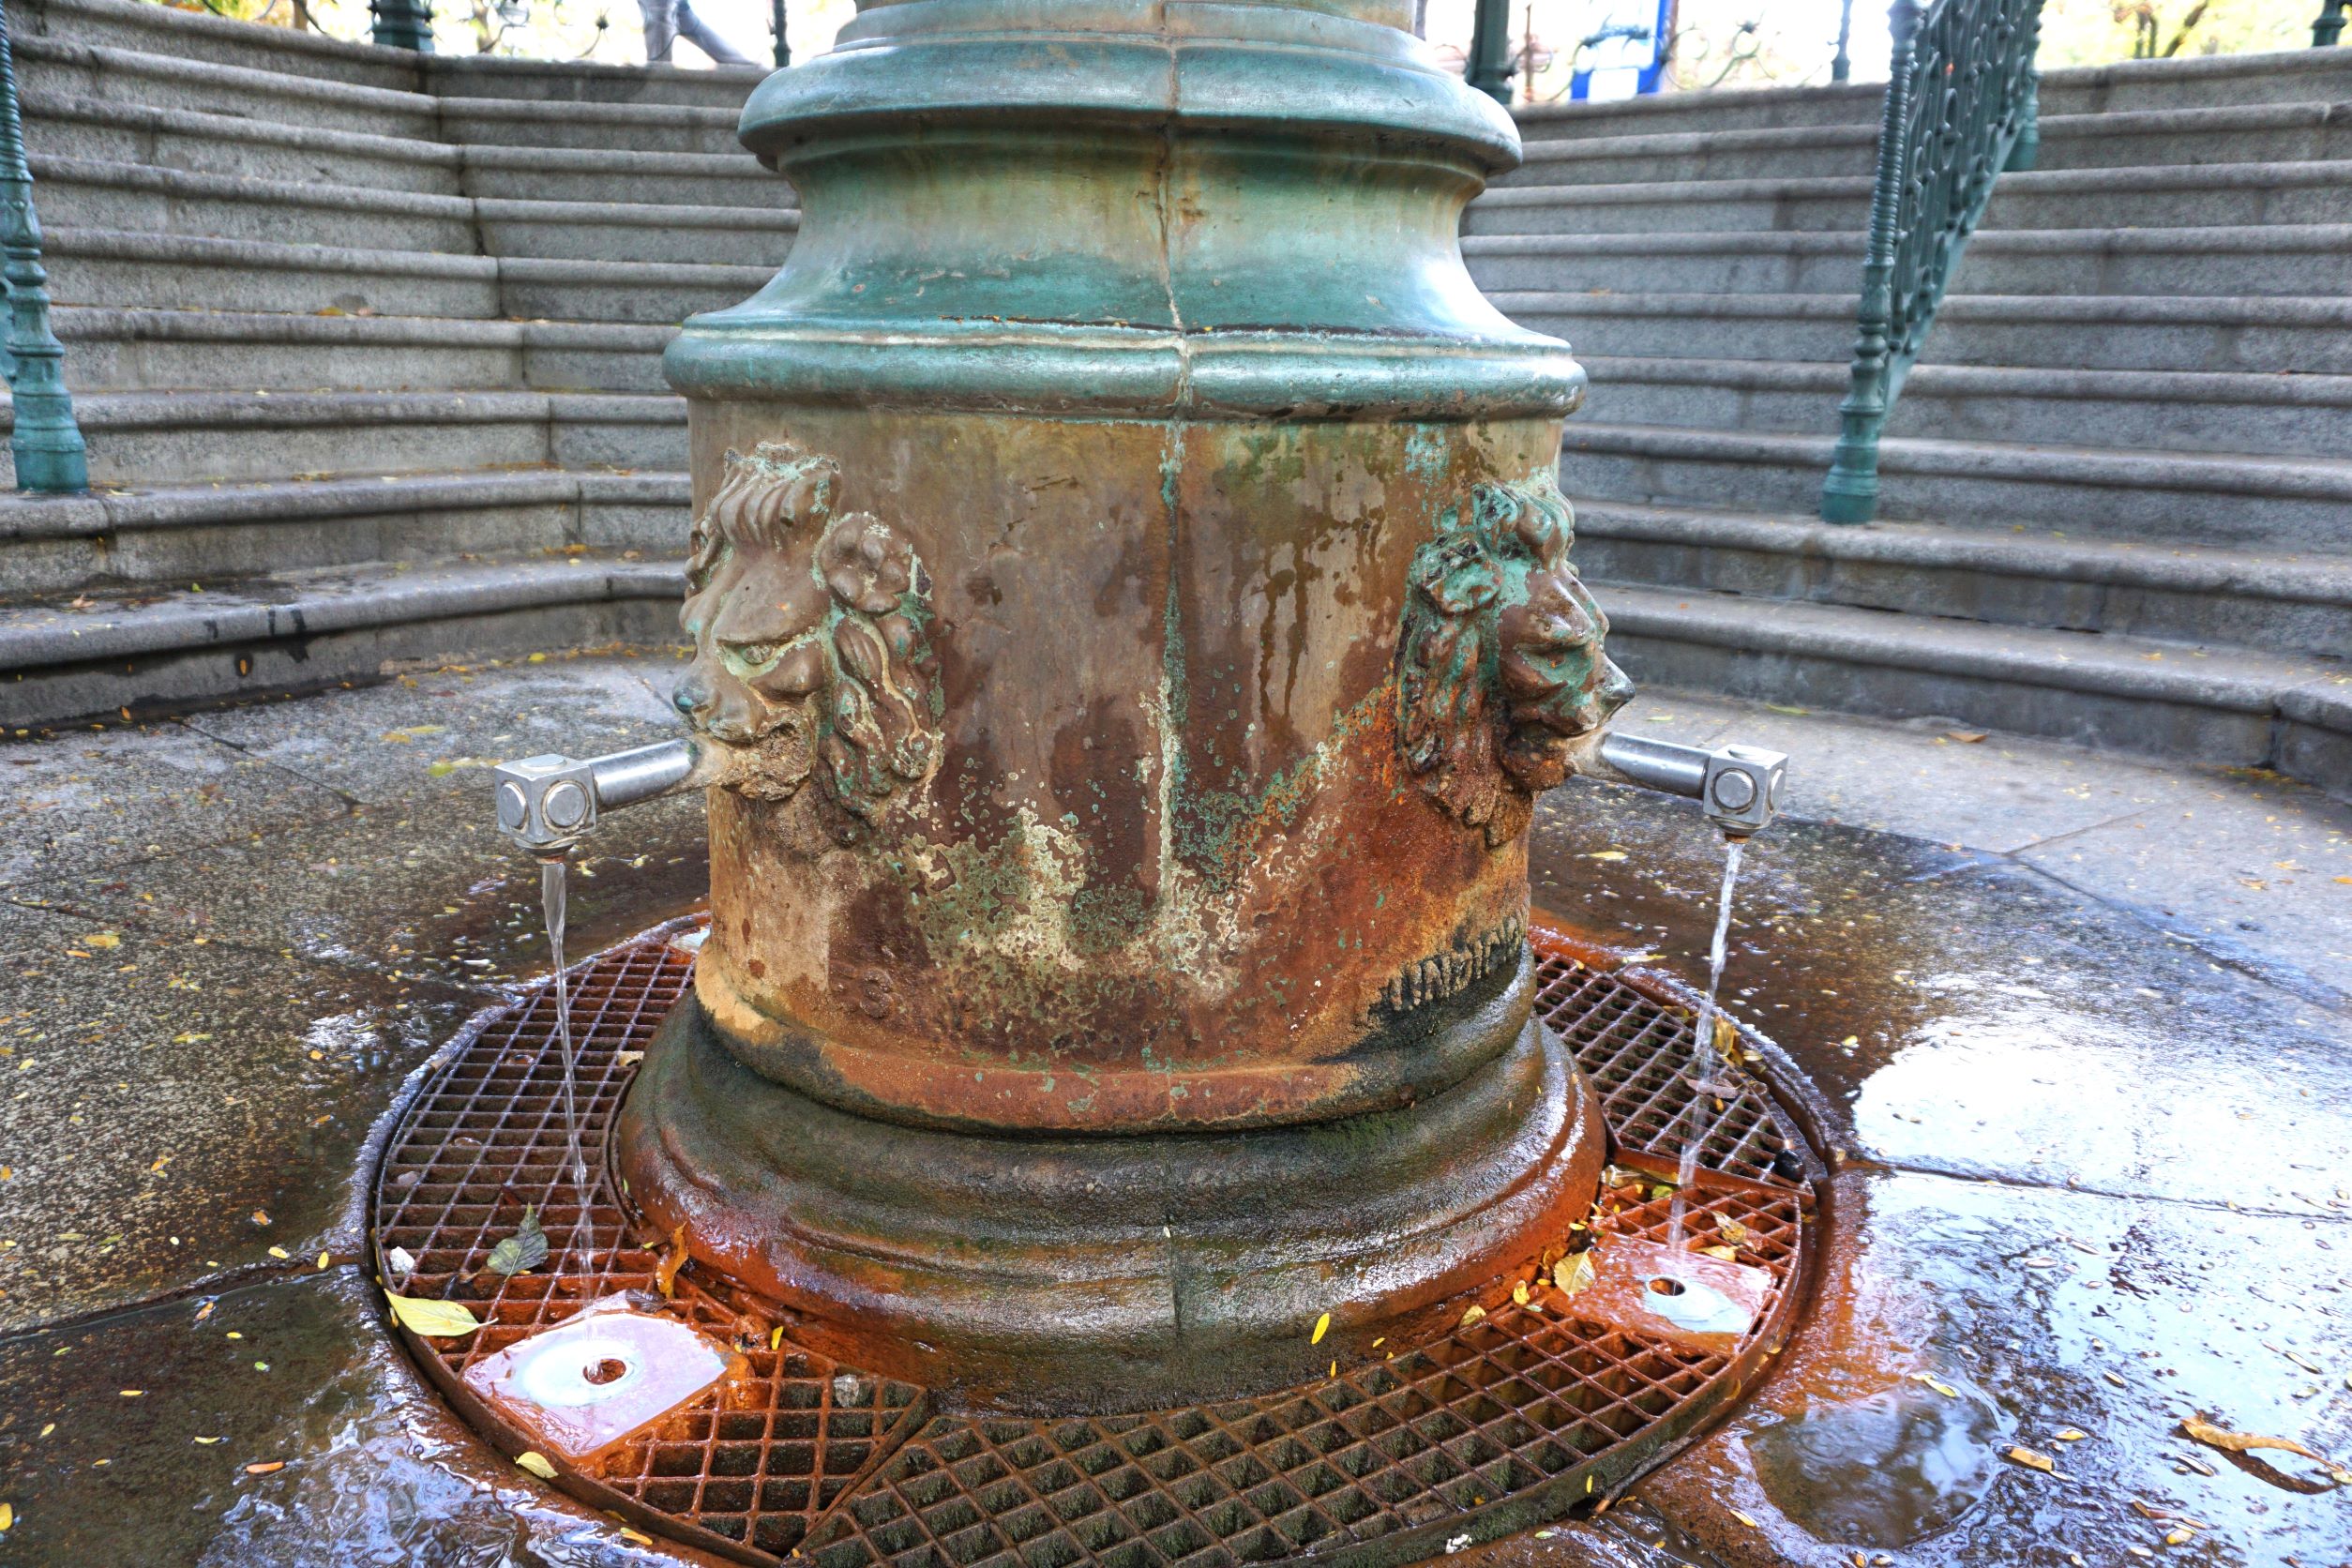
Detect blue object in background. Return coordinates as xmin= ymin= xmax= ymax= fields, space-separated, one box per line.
xmin=1568 ymin=0 xmax=1673 ymax=98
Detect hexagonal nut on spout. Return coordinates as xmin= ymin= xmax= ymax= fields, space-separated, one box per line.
xmin=492 ymin=754 xmax=599 ymax=856
xmin=1701 ymin=745 xmax=1787 ymax=838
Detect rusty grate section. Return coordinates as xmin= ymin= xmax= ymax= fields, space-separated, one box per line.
xmin=374 ymin=923 xmax=1816 ymax=1568
xmin=374 ymin=933 xmax=925 ymax=1560
xmin=796 ymin=1180 xmax=1803 ymax=1568
xmin=1530 ymin=940 xmax=1793 ymax=1184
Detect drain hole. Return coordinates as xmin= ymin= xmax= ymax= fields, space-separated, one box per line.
xmin=585 ymin=1357 xmax=631 ymax=1385
xmin=1645 ymin=1277 xmax=1688 ymax=1299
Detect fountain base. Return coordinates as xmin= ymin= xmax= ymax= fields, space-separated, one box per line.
xmin=371 ymin=923 xmax=1822 ymax=1568
xmin=614 ymin=993 xmax=1605 ymax=1413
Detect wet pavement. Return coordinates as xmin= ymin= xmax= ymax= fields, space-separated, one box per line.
xmin=1 ymin=651 xmax=2347 ymax=1565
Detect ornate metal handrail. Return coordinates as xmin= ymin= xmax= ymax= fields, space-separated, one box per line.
xmin=1820 ymin=0 xmax=2041 ymax=524
xmin=2319 ymin=0 xmax=2347 ymax=48
xmin=0 ymin=0 xmax=86 ymax=493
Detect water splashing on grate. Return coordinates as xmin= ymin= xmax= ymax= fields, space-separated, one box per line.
xmin=1666 ymin=837 xmax=1745 ymax=1255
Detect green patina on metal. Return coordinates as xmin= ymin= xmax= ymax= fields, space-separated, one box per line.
xmin=1822 ymin=0 xmax=2043 ymax=525
xmin=0 ymin=0 xmax=85 ymax=495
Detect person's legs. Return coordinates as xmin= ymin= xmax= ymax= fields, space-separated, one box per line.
xmin=637 ymin=0 xmax=681 ymax=61
xmin=672 ymin=0 xmax=757 ymax=64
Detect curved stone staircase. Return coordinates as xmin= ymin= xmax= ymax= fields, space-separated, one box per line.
xmin=0 ymin=0 xmax=778 ymax=725
xmin=1474 ymin=48 xmax=2352 ymax=794
xmin=1 ymin=3 xmax=2345 ymax=797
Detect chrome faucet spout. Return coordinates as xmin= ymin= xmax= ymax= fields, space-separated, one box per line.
xmin=1592 ymin=731 xmax=1789 ymax=839
xmin=491 ymin=738 xmax=707 ymax=856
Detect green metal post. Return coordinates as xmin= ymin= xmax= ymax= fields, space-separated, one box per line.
xmin=772 ymin=0 xmax=789 ymax=68
xmin=1832 ymin=0 xmax=1853 ymax=81
xmin=0 ymin=0 xmax=86 ymax=494
xmin=2317 ymin=0 xmax=2346 ymax=47
xmin=1467 ymin=0 xmax=1513 ymax=102
xmin=2006 ymin=0 xmax=2042 ymax=171
xmin=371 ymin=0 xmax=434 ymax=52
xmin=1819 ymin=0 xmax=1916 ymax=525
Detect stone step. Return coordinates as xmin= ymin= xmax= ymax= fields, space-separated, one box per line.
xmin=0 ymin=549 xmax=686 ymax=728
xmin=22 ymin=89 xmax=780 ymax=207
xmin=43 ymin=228 xmax=774 ymax=325
xmin=0 ymin=388 xmax=686 ymax=489
xmin=1562 ymin=424 xmax=2352 ymax=551
xmin=1495 ymin=292 xmax=2352 ymax=375
xmin=28 ymin=156 xmax=798 ymax=267
xmin=434 ymin=98 xmax=746 ymax=158
xmin=18 ymin=0 xmax=419 ymax=89
xmin=15 ymin=33 xmax=438 ymax=140
xmin=1463 ymin=223 xmax=2352 ymax=297
xmin=1577 ymin=356 xmax=2352 ymax=460
xmin=1569 ymin=495 xmax=2352 ymax=660
xmin=1589 ymin=580 xmax=2347 ymax=788
xmin=0 ymin=468 xmax=686 ymax=596
xmin=1492 ymin=98 xmax=2352 ymax=189
xmin=24 ymin=0 xmax=763 ymax=111
xmin=1510 ymin=44 xmax=2352 ymax=145
xmin=51 ymin=307 xmax=678 ymax=395
xmin=421 ymin=53 xmax=761 ymax=113
xmin=1468 ymin=160 xmax=2352 ymax=238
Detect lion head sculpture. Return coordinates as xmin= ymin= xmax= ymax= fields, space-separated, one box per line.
xmin=673 ymin=441 xmax=943 ymax=831
xmin=1395 ymin=473 xmax=1633 ymax=845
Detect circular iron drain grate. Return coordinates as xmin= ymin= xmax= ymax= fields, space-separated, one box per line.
xmin=372 ymin=922 xmax=1822 ymax=1568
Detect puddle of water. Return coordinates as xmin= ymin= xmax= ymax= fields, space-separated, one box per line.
xmin=1744 ymin=1377 xmax=2009 ymax=1549
xmin=1664 ymin=836 xmax=1744 ymax=1256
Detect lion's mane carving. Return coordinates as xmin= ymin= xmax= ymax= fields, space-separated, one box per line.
xmin=1395 ymin=473 xmax=1633 ymax=845
xmin=673 ymin=441 xmax=943 ymax=832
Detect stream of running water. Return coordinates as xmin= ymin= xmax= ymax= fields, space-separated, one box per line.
xmin=540 ymin=854 xmax=590 ymax=1205
xmin=1664 ymin=835 xmax=1745 ymax=1255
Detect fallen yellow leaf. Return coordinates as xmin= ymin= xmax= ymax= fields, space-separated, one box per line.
xmin=2179 ymin=1412 xmax=2322 ymax=1461
xmin=1311 ymin=1311 xmax=1331 ymax=1346
xmin=770 ymin=1325 xmax=784 ymax=1351
xmin=2164 ymin=1529 xmax=2193 ymax=1546
xmin=1731 ymin=1510 xmax=1758 ymax=1529
xmin=244 ymin=1460 xmax=285 ymax=1475
xmin=1511 ymin=1281 xmax=1531 ymax=1306
xmin=85 ymin=933 xmax=120 ymax=950
xmin=1 ymin=1503 xmax=13 ymax=1531
xmin=619 ymin=1528 xmax=653 ymax=1545
xmin=384 ymin=1292 xmax=482 ymax=1337
xmin=1459 ymin=1304 xmax=1486 ymax=1328
xmin=1908 ymin=1372 xmax=1958 ymax=1398
xmin=267 ymin=1246 xmax=289 ymax=1260
xmin=1586 ymin=850 xmax=1628 ymax=862
xmin=2005 ymin=1446 xmax=2056 ymax=1473
xmin=1700 ymin=1244 xmax=1739 ymax=1261
xmin=516 ymin=1451 xmax=559 ymax=1481
xmin=1554 ymin=1252 xmax=1595 ymax=1295
xmin=119 ymin=1389 xmax=143 ymax=1397
xmin=2053 ymin=1428 xmax=2088 ymax=1442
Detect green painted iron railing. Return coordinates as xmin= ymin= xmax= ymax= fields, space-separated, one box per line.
xmin=2319 ymin=0 xmax=2347 ymax=47
xmin=1821 ymin=0 xmax=2042 ymax=525
xmin=0 ymin=0 xmax=86 ymax=494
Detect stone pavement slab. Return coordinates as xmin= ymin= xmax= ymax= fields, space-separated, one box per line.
xmin=0 ymin=723 xmax=352 ymax=890
xmin=0 ymin=899 xmax=482 ymax=1335
xmin=180 ymin=645 xmax=687 ymax=808
xmin=1616 ymin=687 xmax=2352 ymax=1001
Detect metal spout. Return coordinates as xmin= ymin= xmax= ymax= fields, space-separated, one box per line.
xmin=491 ymin=738 xmax=706 ymax=856
xmin=1592 ymin=732 xmax=1789 ymax=839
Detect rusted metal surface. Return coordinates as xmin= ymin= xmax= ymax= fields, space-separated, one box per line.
xmin=374 ymin=921 xmax=1818 ymax=1567
xmin=626 ymin=0 xmax=1637 ymax=1408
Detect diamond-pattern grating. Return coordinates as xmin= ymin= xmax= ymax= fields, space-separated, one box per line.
xmin=374 ymin=921 xmax=1816 ymax=1568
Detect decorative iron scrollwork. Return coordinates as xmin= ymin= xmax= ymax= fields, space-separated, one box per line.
xmin=674 ymin=441 xmax=944 ymax=832
xmin=1395 ymin=474 xmax=1632 ymax=846
xmin=1823 ymin=0 xmax=2042 ymax=524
